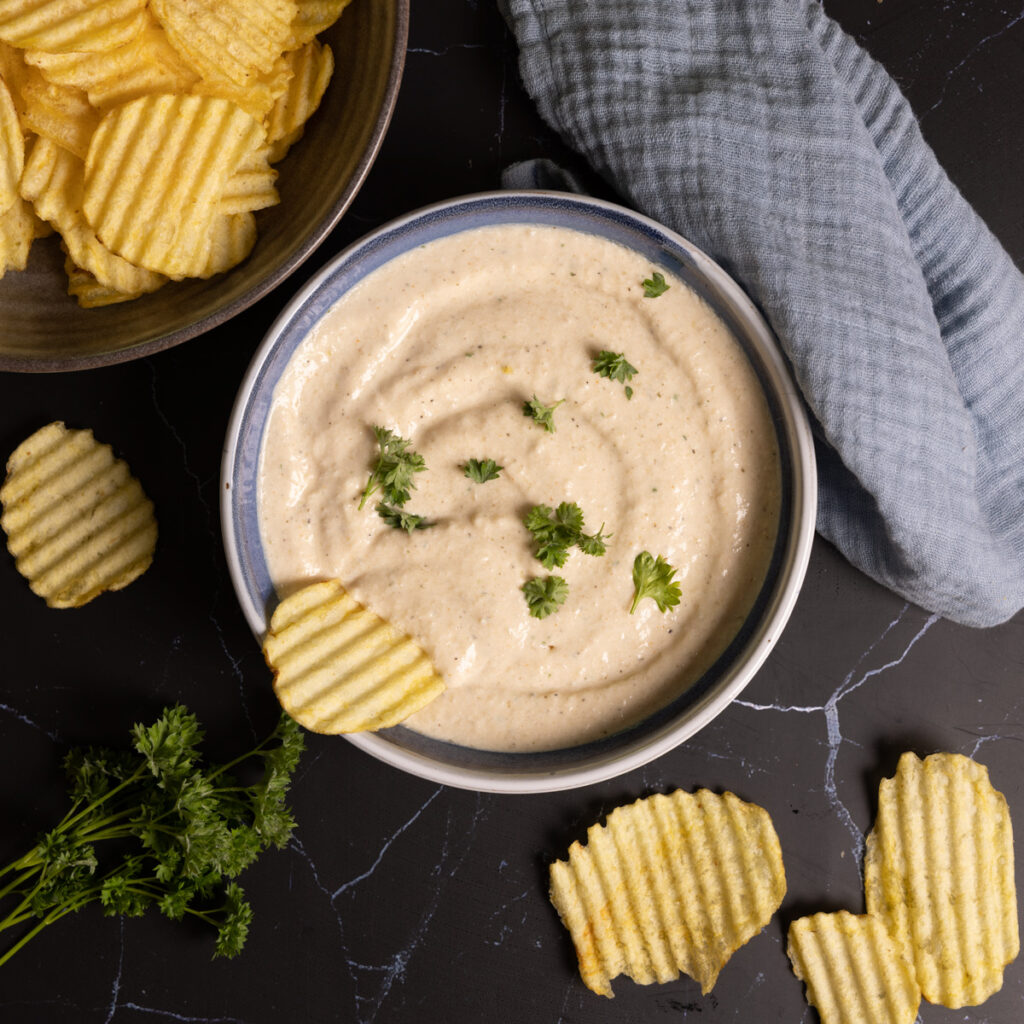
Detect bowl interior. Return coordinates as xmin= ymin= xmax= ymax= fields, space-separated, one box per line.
xmin=0 ymin=0 xmax=407 ymax=372
xmin=223 ymin=191 xmax=816 ymax=793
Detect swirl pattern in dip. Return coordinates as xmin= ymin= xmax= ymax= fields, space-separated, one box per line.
xmin=258 ymin=224 xmax=780 ymax=752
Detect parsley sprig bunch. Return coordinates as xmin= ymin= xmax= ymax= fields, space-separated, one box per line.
xmin=0 ymin=706 xmax=304 ymax=968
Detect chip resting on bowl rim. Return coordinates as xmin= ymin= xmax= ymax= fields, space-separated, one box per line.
xmin=263 ymin=578 xmax=446 ymax=734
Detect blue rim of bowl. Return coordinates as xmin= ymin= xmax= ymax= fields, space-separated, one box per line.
xmin=221 ymin=190 xmax=817 ymax=794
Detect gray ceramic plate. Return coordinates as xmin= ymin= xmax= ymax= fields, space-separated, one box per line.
xmin=0 ymin=0 xmax=408 ymax=372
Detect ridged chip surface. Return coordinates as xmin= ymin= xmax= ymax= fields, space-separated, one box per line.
xmin=864 ymin=751 xmax=1019 ymax=1008
xmin=0 ymin=76 xmax=23 ymax=216
xmin=83 ymin=93 xmax=264 ymax=279
xmin=787 ymin=911 xmax=921 ymax=1024
xmin=264 ymin=579 xmax=447 ymax=734
xmin=287 ymin=0 xmax=352 ymax=49
xmin=151 ymin=0 xmax=297 ymax=89
xmin=21 ymin=135 xmax=165 ymax=294
xmin=549 ymin=789 xmax=786 ymax=998
xmin=0 ymin=195 xmax=35 ymax=277
xmin=0 ymin=422 xmax=157 ymax=608
xmin=24 ymin=17 xmax=198 ymax=109
xmin=63 ymin=254 xmax=141 ymax=307
xmin=265 ymin=38 xmax=333 ymax=163
xmin=0 ymin=0 xmax=148 ymax=54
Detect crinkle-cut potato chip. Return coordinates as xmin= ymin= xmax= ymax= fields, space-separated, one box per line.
xmin=787 ymin=911 xmax=921 ymax=1024
xmin=203 ymin=212 xmax=257 ymax=277
xmin=287 ymin=0 xmax=352 ymax=50
xmin=18 ymin=65 xmax=99 ymax=160
xmin=21 ymin=135 xmax=165 ymax=294
xmin=263 ymin=579 xmax=447 ymax=734
xmin=191 ymin=52 xmax=293 ymax=123
xmin=549 ymin=789 xmax=786 ymax=998
xmin=83 ymin=93 xmax=265 ymax=279
xmin=0 ymin=0 xmax=148 ymax=55
xmin=0 ymin=76 xmax=24 ymax=216
xmin=265 ymin=38 xmax=333 ymax=163
xmin=23 ymin=17 xmax=198 ymax=109
xmin=864 ymin=751 xmax=1019 ymax=1008
xmin=151 ymin=0 xmax=298 ymax=90
xmin=219 ymin=145 xmax=278 ymax=216
xmin=63 ymin=254 xmax=141 ymax=307
xmin=0 ymin=421 xmax=157 ymax=609
xmin=0 ymin=195 xmax=35 ymax=277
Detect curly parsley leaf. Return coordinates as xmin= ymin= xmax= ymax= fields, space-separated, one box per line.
xmin=525 ymin=502 xmax=609 ymax=568
xmin=376 ymin=503 xmax=434 ymax=535
xmin=642 ymin=271 xmax=670 ymax=298
xmin=522 ymin=575 xmax=569 ymax=619
xmin=577 ymin=524 xmax=611 ymax=557
xmin=358 ymin=426 xmax=426 ymax=509
xmin=629 ymin=551 xmax=682 ymax=613
xmin=592 ymin=350 xmax=638 ymax=388
xmin=522 ymin=395 xmax=564 ymax=433
xmin=463 ymin=458 xmax=503 ymax=484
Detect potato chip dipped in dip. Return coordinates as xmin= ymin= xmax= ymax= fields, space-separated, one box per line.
xmin=257 ymin=224 xmax=781 ymax=752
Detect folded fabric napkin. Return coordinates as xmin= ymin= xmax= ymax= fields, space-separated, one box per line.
xmin=500 ymin=0 xmax=1024 ymax=627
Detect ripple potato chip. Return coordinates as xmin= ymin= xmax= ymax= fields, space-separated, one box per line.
xmin=549 ymin=789 xmax=786 ymax=998
xmin=787 ymin=911 xmax=921 ymax=1024
xmin=0 ymin=0 xmax=148 ymax=55
xmin=83 ymin=93 xmax=264 ymax=279
xmin=0 ymin=195 xmax=34 ymax=277
xmin=150 ymin=0 xmax=297 ymax=89
xmin=23 ymin=16 xmax=198 ymax=109
xmin=265 ymin=38 xmax=333 ymax=163
xmin=864 ymin=751 xmax=1019 ymax=1008
xmin=288 ymin=0 xmax=353 ymax=49
xmin=264 ymin=579 xmax=447 ymax=734
xmin=21 ymin=135 xmax=165 ymax=294
xmin=0 ymin=421 xmax=157 ymax=608
xmin=0 ymin=76 xmax=24 ymax=215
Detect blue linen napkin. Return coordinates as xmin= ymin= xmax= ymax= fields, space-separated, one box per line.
xmin=500 ymin=0 xmax=1024 ymax=628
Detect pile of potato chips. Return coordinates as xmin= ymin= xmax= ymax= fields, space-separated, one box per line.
xmin=788 ymin=752 xmax=1018 ymax=1023
xmin=0 ymin=0 xmax=347 ymax=305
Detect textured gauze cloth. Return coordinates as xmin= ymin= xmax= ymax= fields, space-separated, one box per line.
xmin=500 ymin=0 xmax=1024 ymax=627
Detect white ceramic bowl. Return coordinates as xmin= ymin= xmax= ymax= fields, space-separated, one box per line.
xmin=221 ymin=191 xmax=817 ymax=793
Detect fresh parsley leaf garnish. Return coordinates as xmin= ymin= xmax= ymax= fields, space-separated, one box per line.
xmin=0 ymin=707 xmax=304 ymax=967
xmin=592 ymin=350 xmax=638 ymax=388
xmin=630 ymin=551 xmax=682 ymax=613
xmin=642 ymin=271 xmax=669 ymax=298
xmin=522 ymin=395 xmax=564 ymax=433
xmin=358 ymin=426 xmax=426 ymax=509
xmin=524 ymin=502 xmax=609 ymax=568
xmin=577 ymin=524 xmax=611 ymax=557
xmin=463 ymin=458 xmax=503 ymax=484
xmin=376 ymin=503 xmax=434 ymax=535
xmin=624 ymin=386 xmax=634 ymax=400
xmin=522 ymin=575 xmax=569 ymax=619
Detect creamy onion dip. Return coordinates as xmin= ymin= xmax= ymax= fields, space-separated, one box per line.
xmin=258 ymin=224 xmax=780 ymax=752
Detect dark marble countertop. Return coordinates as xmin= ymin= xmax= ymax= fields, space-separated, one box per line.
xmin=1 ymin=2 xmax=1022 ymax=1022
